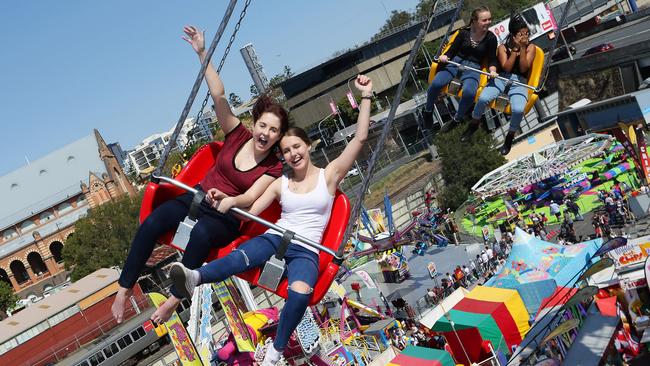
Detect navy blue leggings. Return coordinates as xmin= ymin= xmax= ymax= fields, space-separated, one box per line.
xmin=118 ymin=189 xmax=240 ymax=298
xmin=197 ymin=233 xmax=319 ymax=351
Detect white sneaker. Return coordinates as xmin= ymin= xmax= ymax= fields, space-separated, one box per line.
xmin=260 ymin=343 xmax=282 ymax=366
xmin=169 ymin=262 xmax=199 ymax=299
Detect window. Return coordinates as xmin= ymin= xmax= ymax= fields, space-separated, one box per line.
xmin=49 ymin=306 xmax=79 ymax=327
xmin=103 ymin=343 xmax=119 ymax=358
xmin=20 ymin=220 xmax=36 ymax=232
xmin=130 ymin=327 xmax=144 ymax=341
xmin=89 ymin=351 xmax=105 ymax=366
xmin=117 ymin=334 xmax=133 ymax=349
xmin=2 ymin=229 xmax=17 ymax=240
xmin=0 ymin=338 xmax=18 ymax=355
xmin=75 ymin=361 xmax=90 ymax=366
xmin=40 ymin=211 xmax=54 ymax=222
xmin=57 ymin=202 xmax=73 ymax=214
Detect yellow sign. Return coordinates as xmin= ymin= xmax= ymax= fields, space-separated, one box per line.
xmin=628 ymin=125 xmax=638 ymax=145
xmin=541 ymin=319 xmax=580 ymax=345
xmin=212 ymin=279 xmax=255 ymax=352
xmin=148 ymin=292 xmax=203 ymax=366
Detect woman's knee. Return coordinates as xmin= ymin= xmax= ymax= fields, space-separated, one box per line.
xmin=510 ymin=100 xmax=526 ymax=115
xmin=289 ymin=281 xmax=313 ymax=295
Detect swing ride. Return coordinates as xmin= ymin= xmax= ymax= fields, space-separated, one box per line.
xmin=91 ymin=0 xmax=619 ymax=364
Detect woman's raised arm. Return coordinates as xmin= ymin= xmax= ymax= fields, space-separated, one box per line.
xmin=183 ymin=25 xmax=240 ymax=135
xmin=325 ymin=75 xmax=372 ymax=192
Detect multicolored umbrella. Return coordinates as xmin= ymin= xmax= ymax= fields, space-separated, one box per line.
xmin=387 ymin=346 xmax=455 ymax=366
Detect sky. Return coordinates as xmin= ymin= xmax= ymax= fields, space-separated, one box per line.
xmin=0 ymin=0 xmax=422 ymax=176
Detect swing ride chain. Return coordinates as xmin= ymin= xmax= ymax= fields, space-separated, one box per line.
xmin=195 ymin=0 xmax=252 ymax=128
xmin=339 ymin=0 xmax=444 ymax=258
xmin=155 ymin=0 xmax=239 ymax=177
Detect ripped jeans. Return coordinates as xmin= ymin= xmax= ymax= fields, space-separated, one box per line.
xmin=196 ymin=233 xmax=319 ymax=351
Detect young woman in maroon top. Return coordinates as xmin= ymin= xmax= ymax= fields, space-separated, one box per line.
xmin=111 ymin=25 xmax=288 ymax=324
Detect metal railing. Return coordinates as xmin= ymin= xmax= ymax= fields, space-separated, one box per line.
xmin=153 ymin=175 xmax=342 ymax=259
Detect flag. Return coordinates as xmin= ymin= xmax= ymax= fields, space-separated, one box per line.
xmin=384 ymin=193 xmax=395 ymax=234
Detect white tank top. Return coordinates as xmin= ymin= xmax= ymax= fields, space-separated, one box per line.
xmin=266 ymin=169 xmax=334 ymax=253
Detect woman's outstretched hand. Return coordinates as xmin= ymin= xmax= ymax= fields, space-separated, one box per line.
xmin=354 ymin=74 xmax=373 ymax=95
xmin=182 ymin=25 xmax=205 ymax=54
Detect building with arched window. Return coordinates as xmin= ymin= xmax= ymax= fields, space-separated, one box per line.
xmin=0 ymin=130 xmax=136 ymax=301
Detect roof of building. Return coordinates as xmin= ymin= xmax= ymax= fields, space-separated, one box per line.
xmin=0 ymin=268 xmax=120 ymax=344
xmin=0 ymin=133 xmax=106 ymax=231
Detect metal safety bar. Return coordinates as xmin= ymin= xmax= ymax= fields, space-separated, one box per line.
xmin=152 ymin=175 xmax=343 ymax=259
xmin=434 ymin=57 xmax=538 ymax=91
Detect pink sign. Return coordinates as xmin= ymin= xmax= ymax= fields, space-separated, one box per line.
xmin=346 ymin=91 xmax=358 ymax=109
xmin=329 ymin=101 xmax=338 ymax=115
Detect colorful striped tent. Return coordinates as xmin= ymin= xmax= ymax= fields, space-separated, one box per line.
xmin=600 ymin=161 xmax=634 ymax=180
xmin=388 ymin=345 xmax=455 ymax=366
xmin=430 ymin=286 xmax=530 ymax=364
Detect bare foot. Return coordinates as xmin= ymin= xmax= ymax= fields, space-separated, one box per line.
xmin=111 ymin=287 xmax=133 ymax=323
xmin=151 ymin=296 xmax=181 ymax=324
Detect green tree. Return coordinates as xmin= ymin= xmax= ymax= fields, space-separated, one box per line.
xmin=415 ymin=0 xmax=436 ymax=18
xmin=434 ymin=127 xmax=506 ymax=209
xmin=375 ymin=10 xmax=413 ymax=38
xmin=0 ymin=282 xmax=18 ymax=315
xmin=63 ymin=193 xmax=144 ymax=282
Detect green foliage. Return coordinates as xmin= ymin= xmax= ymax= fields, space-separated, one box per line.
xmin=415 ymin=0 xmax=436 ymax=18
xmin=460 ymin=0 xmax=538 ymax=22
xmin=376 ymin=10 xmax=413 ymax=36
xmin=63 ymin=193 xmax=144 ymax=282
xmin=434 ymin=127 xmax=506 ymax=209
xmin=0 ymin=281 xmax=18 ymax=315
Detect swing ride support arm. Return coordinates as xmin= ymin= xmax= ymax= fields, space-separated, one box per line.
xmin=152 ymin=174 xmax=343 ymax=260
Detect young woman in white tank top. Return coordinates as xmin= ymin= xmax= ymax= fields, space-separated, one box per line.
xmin=169 ymin=75 xmax=374 ymax=365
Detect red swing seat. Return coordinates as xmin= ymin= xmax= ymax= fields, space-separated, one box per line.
xmin=140 ymin=142 xmax=350 ymax=305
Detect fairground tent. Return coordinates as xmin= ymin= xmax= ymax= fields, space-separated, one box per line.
xmin=419 ymin=287 xmax=469 ymax=329
xmin=388 ymin=346 xmax=455 ymax=366
xmin=485 ymin=228 xmax=601 ymax=315
xmin=430 ymin=286 xmax=529 ymax=364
